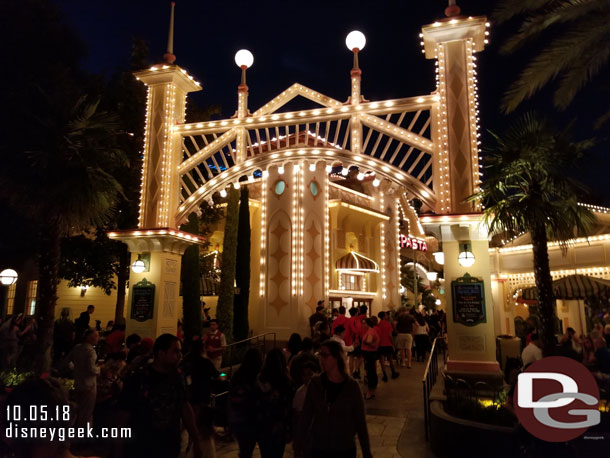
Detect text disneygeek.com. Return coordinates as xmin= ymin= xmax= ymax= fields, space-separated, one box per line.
xmin=5 ymin=423 xmax=131 ymax=441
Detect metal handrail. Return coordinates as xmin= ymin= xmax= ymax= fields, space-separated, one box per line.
xmin=422 ymin=336 xmax=447 ymax=441
xmin=223 ymin=332 xmax=277 ymax=377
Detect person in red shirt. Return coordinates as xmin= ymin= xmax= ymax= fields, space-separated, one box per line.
xmin=105 ymin=323 xmax=126 ymax=355
xmin=331 ymin=306 xmax=349 ymax=335
xmin=361 ymin=317 xmax=380 ymax=400
xmin=377 ymin=311 xmax=399 ymax=381
xmin=202 ymin=319 xmax=227 ymax=370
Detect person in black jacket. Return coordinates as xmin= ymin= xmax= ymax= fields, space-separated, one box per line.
xmin=296 ymin=340 xmax=372 ymax=458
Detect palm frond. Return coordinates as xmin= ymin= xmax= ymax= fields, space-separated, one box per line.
xmin=553 ymin=42 xmax=610 ymax=108
xmin=502 ymin=22 xmax=610 ymax=112
xmin=493 ymin=0 xmax=554 ymax=24
xmin=500 ymin=0 xmax=608 ymax=54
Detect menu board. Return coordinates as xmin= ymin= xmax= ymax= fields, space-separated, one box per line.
xmin=131 ymin=278 xmax=155 ymax=322
xmin=452 ymin=274 xmax=486 ymax=326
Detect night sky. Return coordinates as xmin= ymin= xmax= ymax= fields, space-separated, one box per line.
xmin=54 ymin=0 xmax=610 ymax=205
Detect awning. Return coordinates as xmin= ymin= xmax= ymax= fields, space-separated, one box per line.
xmin=335 ymin=251 xmax=379 ymax=273
xmin=520 ymin=274 xmax=610 ymax=301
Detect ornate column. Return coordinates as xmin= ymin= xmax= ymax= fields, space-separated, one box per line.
xmin=110 ymin=30 xmax=203 ymax=336
xmin=421 ymin=6 xmax=500 ymax=379
xmin=422 ymin=14 xmax=488 ymax=214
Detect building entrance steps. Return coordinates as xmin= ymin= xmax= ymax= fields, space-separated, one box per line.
xmin=213 ymin=355 xmax=438 ymax=458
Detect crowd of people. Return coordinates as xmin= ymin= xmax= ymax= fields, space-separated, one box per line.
xmin=0 ymin=300 xmax=448 ymax=458
xmin=520 ymin=323 xmax=610 ymax=374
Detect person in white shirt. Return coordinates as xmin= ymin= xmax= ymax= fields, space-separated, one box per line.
xmin=521 ymin=333 xmax=543 ymax=368
xmin=68 ymin=329 xmax=100 ymax=428
xmin=331 ymin=325 xmax=354 ymax=354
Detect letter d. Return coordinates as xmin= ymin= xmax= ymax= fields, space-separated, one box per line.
xmin=518 ymin=372 xmax=578 ymax=408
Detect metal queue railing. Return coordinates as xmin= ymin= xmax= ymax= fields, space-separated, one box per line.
xmin=422 ymin=336 xmax=447 ymax=441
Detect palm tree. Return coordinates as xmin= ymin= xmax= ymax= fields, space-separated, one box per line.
xmin=0 ymin=95 xmax=125 ymax=372
xmin=494 ymin=0 xmax=610 ymax=123
xmin=471 ymin=112 xmax=596 ymax=354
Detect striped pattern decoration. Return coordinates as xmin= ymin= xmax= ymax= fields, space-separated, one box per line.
xmin=335 ymin=251 xmax=380 ymax=273
xmin=521 ymin=274 xmax=610 ymax=301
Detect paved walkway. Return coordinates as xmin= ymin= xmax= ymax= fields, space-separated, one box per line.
xmin=214 ymin=358 xmax=437 ymax=458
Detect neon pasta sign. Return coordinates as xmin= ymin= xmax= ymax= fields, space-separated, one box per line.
xmin=399 ymin=235 xmax=428 ymax=251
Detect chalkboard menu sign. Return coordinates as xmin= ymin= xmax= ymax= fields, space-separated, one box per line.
xmin=452 ymin=273 xmax=486 ymax=326
xmin=131 ymin=278 xmax=155 ymax=322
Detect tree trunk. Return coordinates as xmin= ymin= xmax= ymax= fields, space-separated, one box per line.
xmin=181 ymin=213 xmax=202 ymax=350
xmin=114 ymin=245 xmax=130 ymax=324
xmin=216 ymin=188 xmax=239 ymax=344
xmin=35 ymin=225 xmax=61 ymax=374
xmin=12 ymin=257 xmax=36 ymax=316
xmin=531 ymin=224 xmax=556 ymax=356
xmin=234 ymin=186 xmax=251 ymax=342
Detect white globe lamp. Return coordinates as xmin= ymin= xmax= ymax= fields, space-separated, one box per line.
xmin=234 ymin=49 xmax=254 ymax=68
xmin=345 ymin=31 xmax=366 ymax=52
xmin=131 ymin=256 xmax=146 ymax=274
xmin=458 ymin=243 xmax=476 ymax=267
xmin=432 ymin=251 xmax=445 ymax=265
xmin=0 ymin=268 xmax=18 ymax=286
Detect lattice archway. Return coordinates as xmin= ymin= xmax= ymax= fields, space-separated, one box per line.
xmin=175 ymin=84 xmax=439 ymax=225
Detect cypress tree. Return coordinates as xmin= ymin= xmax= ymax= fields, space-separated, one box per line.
xmin=180 ymin=212 xmax=202 ymax=349
xmin=216 ymin=187 xmax=239 ymax=343
xmin=234 ymin=186 xmax=251 ymax=341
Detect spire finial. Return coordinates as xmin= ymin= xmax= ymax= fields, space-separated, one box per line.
xmin=445 ymin=0 xmax=461 ymax=17
xmin=163 ymin=2 xmax=176 ymax=64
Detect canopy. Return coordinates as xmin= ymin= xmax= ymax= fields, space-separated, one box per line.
xmin=335 ymin=251 xmax=379 ymax=273
xmin=520 ymin=274 xmax=610 ymax=301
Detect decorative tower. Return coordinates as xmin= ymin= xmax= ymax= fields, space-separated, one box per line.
xmin=420 ymin=3 xmax=500 ymax=378
xmin=110 ymin=2 xmax=205 ymax=338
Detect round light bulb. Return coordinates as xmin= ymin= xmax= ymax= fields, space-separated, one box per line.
xmin=372 ymin=178 xmax=380 ymax=187
xmin=341 ymin=167 xmax=349 ymax=176
xmin=220 ymin=189 xmax=227 ymax=198
xmin=325 ymin=165 xmax=332 ymax=173
xmin=233 ymin=182 xmax=240 ymax=189
xmin=357 ymin=172 xmax=364 ymax=180
xmin=278 ymin=166 xmax=284 ymax=175
xmin=262 ymin=170 xmax=269 ymax=178
xmin=435 ymin=299 xmax=442 ymax=306
xmin=345 ymin=31 xmax=366 ymax=51
xmin=0 ymin=268 xmax=18 ymax=286
xmin=131 ymin=259 xmax=146 ymax=274
xmin=426 ymin=271 xmax=438 ymax=282
xmin=309 ymin=163 xmax=316 ymax=172
xmin=234 ymin=49 xmax=254 ymax=68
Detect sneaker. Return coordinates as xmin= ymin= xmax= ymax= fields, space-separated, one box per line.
xmin=391 ymin=372 xmax=400 ymax=379
xmin=382 ymin=373 xmax=388 ymax=383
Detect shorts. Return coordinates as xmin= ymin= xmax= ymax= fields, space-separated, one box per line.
xmin=396 ymin=333 xmax=413 ymax=350
xmin=378 ymin=346 xmax=394 ymax=357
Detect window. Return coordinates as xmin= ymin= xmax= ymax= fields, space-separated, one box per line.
xmin=274 ymin=180 xmax=286 ymax=195
xmin=310 ymin=181 xmax=318 ymax=196
xmin=26 ymin=281 xmax=38 ymax=316
xmin=5 ymin=283 xmax=16 ymax=316
xmin=340 ymin=273 xmax=362 ymax=291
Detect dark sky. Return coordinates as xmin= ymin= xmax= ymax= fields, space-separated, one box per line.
xmin=54 ymin=0 xmax=610 ymax=205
